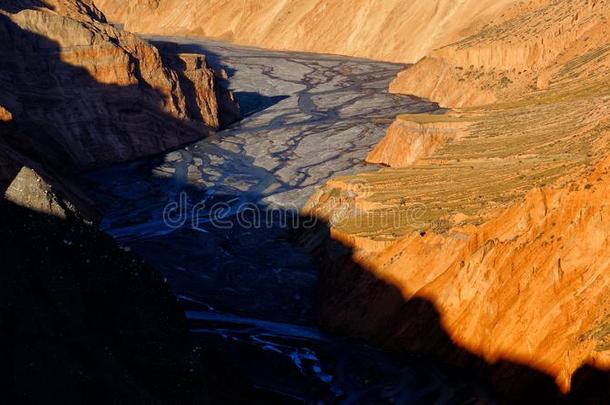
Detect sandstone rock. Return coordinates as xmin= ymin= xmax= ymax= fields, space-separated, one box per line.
xmin=94 ymin=0 xmax=517 ymax=63
xmin=366 ymin=114 xmax=472 ymax=168
xmin=390 ymin=0 xmax=610 ymax=108
xmin=317 ymin=153 xmax=610 ymax=399
xmin=304 ymin=1 xmax=610 ymax=399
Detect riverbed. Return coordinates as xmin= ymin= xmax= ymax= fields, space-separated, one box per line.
xmin=83 ymin=38 xmax=491 ymax=403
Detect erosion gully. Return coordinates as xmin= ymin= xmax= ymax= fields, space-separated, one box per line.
xmin=82 ymin=37 xmax=492 ymax=404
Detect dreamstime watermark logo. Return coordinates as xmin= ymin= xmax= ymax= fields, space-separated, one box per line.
xmin=162 ymin=192 xmax=319 ymax=231
xmin=162 ymin=186 xmax=429 ymax=232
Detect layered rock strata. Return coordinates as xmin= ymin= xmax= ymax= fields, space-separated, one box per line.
xmin=305 ymin=0 xmax=610 ymax=400
xmin=390 ymin=0 xmax=610 ymax=108
xmin=366 ymin=113 xmax=472 ymax=168
xmin=94 ymin=0 xmax=517 ymax=63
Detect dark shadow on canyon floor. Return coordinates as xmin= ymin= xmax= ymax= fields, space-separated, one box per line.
xmin=234 ymin=91 xmax=290 ymax=116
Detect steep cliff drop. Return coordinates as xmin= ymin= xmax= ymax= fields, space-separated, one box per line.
xmin=305 ymin=0 xmax=610 ymax=401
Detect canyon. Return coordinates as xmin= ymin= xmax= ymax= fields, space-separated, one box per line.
xmin=82 ymin=38 xmax=485 ymax=402
xmin=3 ymin=0 xmax=610 ymax=403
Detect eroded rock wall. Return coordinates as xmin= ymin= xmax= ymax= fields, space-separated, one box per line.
xmin=390 ymin=0 xmax=610 ymax=107
xmin=0 ymin=0 xmax=239 ymax=169
xmin=93 ymin=0 xmax=517 ymax=63
xmin=304 ymin=0 xmax=610 ymax=400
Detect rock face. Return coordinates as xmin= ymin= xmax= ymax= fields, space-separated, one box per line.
xmin=4 ymin=166 xmax=78 ymax=219
xmin=0 ymin=0 xmax=239 ymax=169
xmin=305 ymin=0 xmax=610 ymax=400
xmin=94 ymin=0 xmax=516 ymax=63
xmin=390 ymin=0 xmax=610 ymax=108
xmin=317 ymin=155 xmax=610 ymax=399
xmin=366 ymin=113 xmax=472 ymax=168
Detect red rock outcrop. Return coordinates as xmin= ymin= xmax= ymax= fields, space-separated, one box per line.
xmin=319 ymin=151 xmax=610 ymax=396
xmin=366 ymin=114 xmax=472 ymax=168
xmin=304 ymin=0 xmax=610 ymax=400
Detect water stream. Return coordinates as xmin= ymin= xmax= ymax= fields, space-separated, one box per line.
xmin=82 ymin=38 xmax=491 ymax=404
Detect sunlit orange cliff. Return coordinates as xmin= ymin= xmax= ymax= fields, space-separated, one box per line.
xmin=304 ymin=0 xmax=610 ymax=400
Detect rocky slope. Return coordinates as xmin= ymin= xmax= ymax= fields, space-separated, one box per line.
xmin=1 ymin=0 xmax=239 ymax=169
xmin=0 ymin=0 xmax=241 ymax=401
xmin=305 ymin=0 xmax=610 ymax=401
xmin=0 ymin=184 xmax=208 ymax=403
xmin=0 ymin=117 xmax=209 ymax=403
xmin=390 ymin=0 xmax=610 ymax=107
xmin=94 ymin=0 xmax=516 ymax=63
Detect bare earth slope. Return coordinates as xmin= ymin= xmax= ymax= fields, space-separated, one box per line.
xmin=305 ymin=0 xmax=610 ymax=400
xmin=391 ymin=0 xmax=610 ymax=107
xmin=94 ymin=0 xmax=516 ymax=63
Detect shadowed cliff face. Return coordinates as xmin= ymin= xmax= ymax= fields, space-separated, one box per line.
xmin=0 ymin=1 xmax=241 ymax=402
xmin=0 ymin=0 xmax=239 ymax=170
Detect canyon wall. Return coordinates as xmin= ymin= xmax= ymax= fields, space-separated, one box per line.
xmin=0 ymin=1 xmax=240 ymax=401
xmin=391 ymin=0 xmax=610 ymax=107
xmin=305 ymin=0 xmax=610 ymax=400
xmin=0 ymin=0 xmax=239 ymax=169
xmin=94 ymin=0 xmax=517 ymax=63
